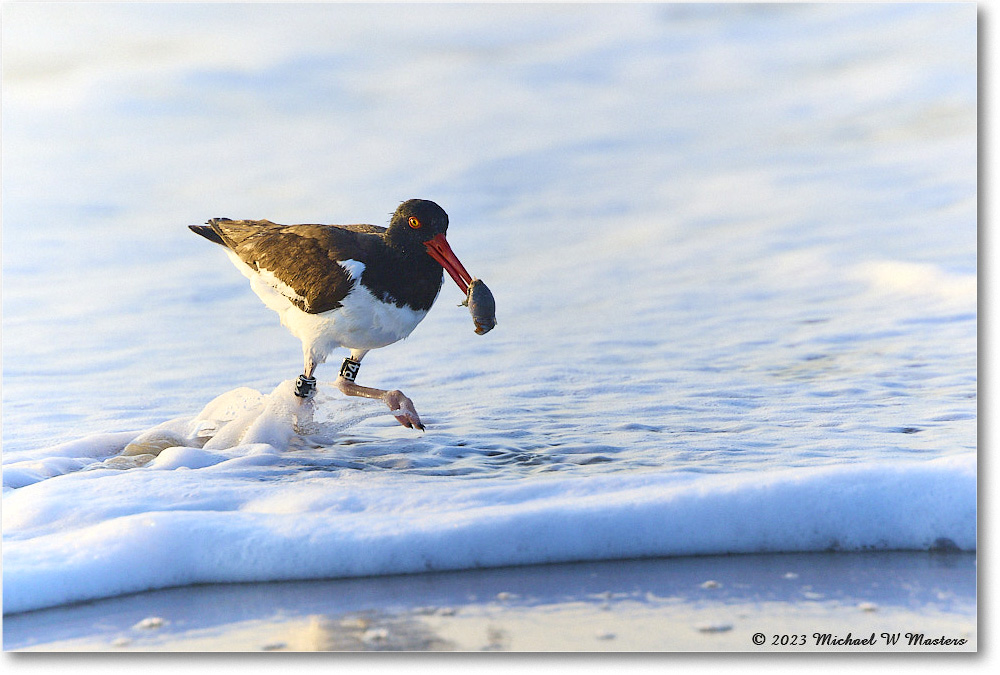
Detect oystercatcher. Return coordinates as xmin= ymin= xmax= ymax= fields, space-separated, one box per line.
xmin=189 ymin=199 xmax=480 ymax=430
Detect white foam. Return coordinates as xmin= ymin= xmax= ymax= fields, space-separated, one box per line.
xmin=1 ymin=432 xmax=138 ymax=490
xmin=2 ymin=383 xmax=388 ymax=491
xmin=1 ymin=433 xmax=975 ymax=614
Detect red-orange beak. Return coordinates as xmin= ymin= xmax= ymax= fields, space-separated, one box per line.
xmin=424 ymin=233 xmax=474 ymax=293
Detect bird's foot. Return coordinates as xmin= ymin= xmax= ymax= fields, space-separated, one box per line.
xmin=384 ymin=389 xmax=424 ymax=431
xmin=294 ymin=374 xmax=317 ymax=398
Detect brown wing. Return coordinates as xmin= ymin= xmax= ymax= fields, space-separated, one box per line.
xmin=205 ymin=218 xmax=386 ymax=314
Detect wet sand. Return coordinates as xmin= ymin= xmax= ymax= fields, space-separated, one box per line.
xmin=3 ymin=551 xmax=975 ymax=652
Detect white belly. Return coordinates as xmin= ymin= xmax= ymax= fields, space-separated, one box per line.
xmin=227 ymin=251 xmax=427 ymax=364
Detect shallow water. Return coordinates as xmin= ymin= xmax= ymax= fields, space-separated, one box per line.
xmin=1 ymin=3 xmax=977 ymax=614
xmin=3 ymin=552 xmax=976 ymax=651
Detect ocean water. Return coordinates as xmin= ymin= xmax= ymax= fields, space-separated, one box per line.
xmin=1 ymin=3 xmax=977 ymax=615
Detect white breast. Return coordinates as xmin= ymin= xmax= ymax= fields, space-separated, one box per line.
xmin=226 ymin=251 xmax=428 ymax=365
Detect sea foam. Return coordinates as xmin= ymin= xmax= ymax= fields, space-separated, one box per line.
xmin=1 ymin=384 xmax=976 ymax=614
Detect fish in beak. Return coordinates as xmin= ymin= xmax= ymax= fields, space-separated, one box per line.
xmin=424 ymin=233 xmax=496 ymax=335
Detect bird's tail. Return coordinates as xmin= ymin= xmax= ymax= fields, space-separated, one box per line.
xmin=188 ymin=220 xmax=230 ymax=246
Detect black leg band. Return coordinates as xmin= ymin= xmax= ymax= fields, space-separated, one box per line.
xmin=294 ymin=374 xmax=317 ymax=398
xmin=339 ymin=357 xmax=361 ymax=382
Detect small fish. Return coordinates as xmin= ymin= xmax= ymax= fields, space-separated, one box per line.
xmin=461 ymin=278 xmax=496 ymax=335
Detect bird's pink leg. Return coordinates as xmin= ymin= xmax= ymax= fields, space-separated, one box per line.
xmin=336 ymin=350 xmax=424 ymax=430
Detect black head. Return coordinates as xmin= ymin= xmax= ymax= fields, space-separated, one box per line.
xmin=387 ymin=199 xmax=449 ymax=247
xmin=387 ymin=199 xmax=474 ymax=294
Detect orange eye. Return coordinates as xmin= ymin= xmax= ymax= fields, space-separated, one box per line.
xmin=408 ymin=216 xmax=422 ymax=229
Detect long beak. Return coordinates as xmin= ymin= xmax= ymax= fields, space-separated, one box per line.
xmin=424 ymin=233 xmax=474 ymax=293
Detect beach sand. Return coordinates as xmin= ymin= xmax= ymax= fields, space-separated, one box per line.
xmin=3 ymin=551 xmax=975 ymax=652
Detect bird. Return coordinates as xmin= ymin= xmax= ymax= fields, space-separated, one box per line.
xmin=189 ymin=199 xmax=479 ymax=431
